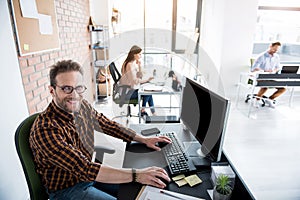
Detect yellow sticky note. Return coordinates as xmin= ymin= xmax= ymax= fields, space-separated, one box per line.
xmin=172 ymin=174 xmax=185 ymax=181
xmin=184 ymin=174 xmax=202 ymax=187
xmin=24 ymin=44 xmax=29 ymax=51
xmin=175 ymin=178 xmax=188 ymax=187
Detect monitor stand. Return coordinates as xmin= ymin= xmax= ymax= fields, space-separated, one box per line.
xmin=191 ymin=156 xmax=211 ymax=168
xmin=183 ymin=141 xmax=211 ymax=168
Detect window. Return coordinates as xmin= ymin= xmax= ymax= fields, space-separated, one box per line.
xmin=253 ymin=0 xmax=300 ymax=61
xmin=111 ymin=0 xmax=198 ymax=52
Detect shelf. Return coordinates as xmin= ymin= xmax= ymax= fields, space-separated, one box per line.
xmin=89 ymin=25 xmax=108 ymax=32
xmin=92 ymin=45 xmax=109 ymax=50
xmin=89 ymin=24 xmax=110 ymax=103
xmin=95 ymin=60 xmax=109 ymax=67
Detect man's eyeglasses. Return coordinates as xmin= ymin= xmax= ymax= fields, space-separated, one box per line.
xmin=54 ymin=85 xmax=87 ymax=94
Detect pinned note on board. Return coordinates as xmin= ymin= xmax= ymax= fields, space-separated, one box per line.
xmin=24 ymin=44 xmax=29 ymax=51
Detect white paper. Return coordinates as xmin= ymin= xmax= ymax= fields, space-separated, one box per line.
xmin=207 ymin=189 xmax=213 ymax=200
xmin=144 ymin=191 xmax=175 ymax=200
xmin=136 ymin=185 xmax=204 ymax=200
xmin=142 ymin=85 xmax=163 ymax=92
xmin=38 ymin=14 xmax=53 ymax=35
xmin=19 ymin=0 xmax=38 ymax=19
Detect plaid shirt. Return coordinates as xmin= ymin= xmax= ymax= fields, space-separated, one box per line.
xmin=29 ymin=100 xmax=136 ymax=191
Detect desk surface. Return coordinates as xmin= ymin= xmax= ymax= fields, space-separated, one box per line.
xmin=120 ymin=124 xmax=212 ymax=200
xmin=249 ymin=73 xmax=300 ymax=86
xmin=118 ymin=124 xmax=253 ymax=200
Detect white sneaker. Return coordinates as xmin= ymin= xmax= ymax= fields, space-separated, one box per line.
xmin=265 ymin=99 xmax=275 ymax=108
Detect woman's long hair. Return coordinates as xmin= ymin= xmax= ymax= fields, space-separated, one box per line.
xmin=121 ymin=45 xmax=142 ymax=74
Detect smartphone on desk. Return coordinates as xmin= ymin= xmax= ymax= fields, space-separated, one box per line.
xmin=141 ymin=127 xmax=160 ymax=136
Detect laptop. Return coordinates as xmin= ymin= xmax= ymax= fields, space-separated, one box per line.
xmin=281 ymin=66 xmax=299 ymax=74
xmin=145 ymin=115 xmax=180 ymax=123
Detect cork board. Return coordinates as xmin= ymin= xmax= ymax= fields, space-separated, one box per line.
xmin=11 ymin=0 xmax=60 ymax=56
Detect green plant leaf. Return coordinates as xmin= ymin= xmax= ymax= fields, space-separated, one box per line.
xmin=216 ymin=174 xmax=232 ymax=195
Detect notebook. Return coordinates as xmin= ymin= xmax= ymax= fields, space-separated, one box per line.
xmin=281 ymin=66 xmax=299 ymax=74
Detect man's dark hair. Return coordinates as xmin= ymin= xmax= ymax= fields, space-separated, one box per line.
xmin=271 ymin=41 xmax=281 ymax=47
xmin=50 ymin=60 xmax=83 ymax=86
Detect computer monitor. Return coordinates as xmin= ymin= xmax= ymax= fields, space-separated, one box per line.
xmin=180 ymin=77 xmax=230 ymax=162
xmin=280 ymin=66 xmax=299 ymax=74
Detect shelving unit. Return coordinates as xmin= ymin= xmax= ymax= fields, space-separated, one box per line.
xmin=89 ymin=25 xmax=110 ymax=103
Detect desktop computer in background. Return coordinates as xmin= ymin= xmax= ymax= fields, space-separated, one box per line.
xmin=180 ymin=77 xmax=231 ymax=165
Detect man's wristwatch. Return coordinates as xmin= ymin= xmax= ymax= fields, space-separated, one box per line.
xmin=132 ymin=168 xmax=137 ymax=182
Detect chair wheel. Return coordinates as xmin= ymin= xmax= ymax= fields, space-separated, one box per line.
xmin=245 ymin=94 xmax=251 ymax=103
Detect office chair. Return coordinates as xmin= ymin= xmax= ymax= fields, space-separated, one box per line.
xmin=108 ymin=62 xmax=138 ymax=119
xmin=15 ymin=113 xmax=115 ymax=200
xmin=244 ymin=58 xmax=267 ymax=107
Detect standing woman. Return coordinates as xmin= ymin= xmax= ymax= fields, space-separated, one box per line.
xmin=120 ymin=45 xmax=155 ymax=116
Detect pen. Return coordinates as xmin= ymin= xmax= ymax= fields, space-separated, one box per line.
xmin=160 ymin=190 xmax=184 ymax=200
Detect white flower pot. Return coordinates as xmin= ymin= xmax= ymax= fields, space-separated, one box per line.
xmin=213 ymin=187 xmax=232 ymax=200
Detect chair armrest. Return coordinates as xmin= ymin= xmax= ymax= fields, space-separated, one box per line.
xmin=94 ymin=145 xmax=115 ymax=163
xmin=95 ymin=145 xmax=115 ymax=154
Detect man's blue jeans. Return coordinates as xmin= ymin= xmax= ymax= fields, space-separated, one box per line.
xmin=49 ymin=182 xmax=119 ymax=200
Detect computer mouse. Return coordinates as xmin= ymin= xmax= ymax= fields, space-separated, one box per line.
xmin=156 ymin=141 xmax=169 ymax=148
xmin=156 ymin=176 xmax=170 ymax=188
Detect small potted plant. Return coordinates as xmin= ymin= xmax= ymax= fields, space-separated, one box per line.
xmin=213 ymin=174 xmax=232 ymax=200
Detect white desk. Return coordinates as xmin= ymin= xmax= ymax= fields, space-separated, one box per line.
xmin=138 ymin=84 xmax=182 ymax=123
xmin=236 ymin=72 xmax=300 ymax=117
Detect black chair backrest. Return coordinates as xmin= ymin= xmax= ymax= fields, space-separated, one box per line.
xmin=15 ymin=113 xmax=48 ymax=200
xmin=109 ymin=62 xmax=122 ymax=84
xmin=108 ymin=62 xmax=134 ymax=106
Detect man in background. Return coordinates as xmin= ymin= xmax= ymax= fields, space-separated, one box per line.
xmin=251 ymin=41 xmax=286 ymax=108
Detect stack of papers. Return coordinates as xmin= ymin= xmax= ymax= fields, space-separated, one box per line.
xmin=142 ymin=85 xmax=163 ymax=92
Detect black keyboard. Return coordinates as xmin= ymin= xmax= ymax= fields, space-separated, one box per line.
xmin=157 ymin=132 xmax=196 ymax=176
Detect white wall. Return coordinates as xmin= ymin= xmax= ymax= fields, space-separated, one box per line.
xmin=199 ymin=0 xmax=258 ymax=98
xmin=0 ymin=1 xmax=29 ymax=200
xmin=90 ymin=0 xmax=110 ymax=25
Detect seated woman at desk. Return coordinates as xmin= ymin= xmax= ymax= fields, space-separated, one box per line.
xmin=251 ymin=41 xmax=286 ymax=108
xmin=120 ymin=45 xmax=155 ymax=117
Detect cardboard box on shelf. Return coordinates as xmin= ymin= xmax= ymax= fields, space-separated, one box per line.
xmin=98 ymin=78 xmax=111 ymax=96
xmin=95 ymin=49 xmax=109 ymax=60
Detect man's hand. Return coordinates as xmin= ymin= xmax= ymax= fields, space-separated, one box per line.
xmin=143 ymin=136 xmax=172 ymax=151
xmin=133 ymin=133 xmax=172 ymax=151
xmin=136 ymin=167 xmax=170 ymax=188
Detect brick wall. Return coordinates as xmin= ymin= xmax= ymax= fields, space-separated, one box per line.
xmin=17 ymin=0 xmax=94 ymax=114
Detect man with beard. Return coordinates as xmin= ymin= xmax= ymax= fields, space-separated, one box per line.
xmin=251 ymin=41 xmax=286 ymax=108
xmin=29 ymin=60 xmax=171 ymax=200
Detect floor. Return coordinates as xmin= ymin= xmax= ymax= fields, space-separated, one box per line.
xmin=94 ymin=89 xmax=300 ymax=200
xmin=225 ymin=90 xmax=300 ymax=200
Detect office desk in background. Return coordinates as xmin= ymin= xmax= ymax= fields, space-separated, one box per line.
xmin=118 ymin=124 xmax=253 ymax=200
xmin=138 ymin=84 xmax=182 ymax=123
xmin=236 ymin=72 xmax=300 ymax=117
